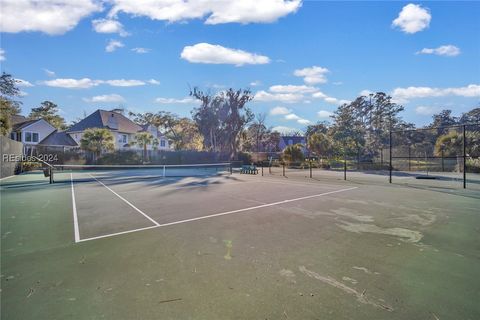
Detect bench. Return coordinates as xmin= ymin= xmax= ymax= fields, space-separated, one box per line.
xmin=240 ymin=165 xmax=258 ymax=175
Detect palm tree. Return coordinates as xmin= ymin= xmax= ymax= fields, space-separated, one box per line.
xmin=134 ymin=132 xmax=154 ymax=163
xmin=80 ymin=128 xmax=115 ymax=163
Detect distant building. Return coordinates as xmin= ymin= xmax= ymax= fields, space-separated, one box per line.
xmin=67 ymin=109 xmax=170 ymax=151
xmin=278 ymin=135 xmax=307 ymax=153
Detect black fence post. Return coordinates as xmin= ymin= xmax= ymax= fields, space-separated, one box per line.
xmin=441 ymin=149 xmax=445 ymax=172
xmin=408 ymin=145 xmax=411 ymax=171
xmin=309 ymin=159 xmax=312 ymax=178
xmin=343 ymin=147 xmax=347 ymax=181
xmin=261 ymin=162 xmax=264 ymax=176
xmin=463 ymin=125 xmax=466 ymax=189
xmin=283 ymin=162 xmax=285 ymax=177
xmin=380 ymin=148 xmax=383 ymax=166
xmin=389 ymin=130 xmax=392 ymax=184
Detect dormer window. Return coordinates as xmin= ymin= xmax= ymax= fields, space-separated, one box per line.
xmin=25 ymin=132 xmax=39 ymax=143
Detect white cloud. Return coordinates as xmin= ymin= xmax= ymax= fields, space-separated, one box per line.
xmin=181 ymin=43 xmax=270 ymax=66
xmin=83 ymin=94 xmax=126 ymax=103
xmin=270 ymin=106 xmax=291 ymax=115
xmin=18 ymin=90 xmax=28 ymax=97
xmin=0 ymin=0 xmax=102 ymax=35
xmin=317 ymin=110 xmax=333 ymax=118
xmin=297 ymin=118 xmax=311 ymax=125
xmin=254 ymin=90 xmax=303 ymax=103
xmin=155 ymin=97 xmax=197 ymax=104
xmin=0 ymin=48 xmax=5 ymax=61
xmin=44 ymin=69 xmax=56 ymax=77
xmin=269 ymin=84 xmax=318 ymax=93
xmin=43 ymin=78 xmax=101 ymax=89
xmin=415 ymin=106 xmax=439 ymax=116
xmin=392 ymin=3 xmax=431 ymax=34
xmin=312 ymin=91 xmax=350 ymax=105
xmin=285 ymin=113 xmax=301 ymax=120
xmin=272 ymin=126 xmax=298 ymax=134
xmin=416 ymin=45 xmax=460 ymax=57
xmin=392 ymin=84 xmax=480 ymax=102
xmin=106 ymin=39 xmax=124 ymax=52
xmin=284 ymin=113 xmax=310 ymax=124
xmin=359 ymin=89 xmax=374 ymax=96
xmin=147 ymin=79 xmax=160 ymax=85
xmin=332 ymin=81 xmax=343 ymax=85
xmin=103 ymin=79 xmax=145 ymax=87
xmin=250 ymin=80 xmax=262 ymax=86
xmin=108 ymin=0 xmax=301 ymax=25
xmin=92 ymin=19 xmax=129 ymax=37
xmin=294 ymin=66 xmax=329 ymax=84
xmin=131 ymin=47 xmax=150 ymax=54
xmin=15 ymin=79 xmax=34 ymax=87
xmin=42 ymin=78 xmax=148 ymax=88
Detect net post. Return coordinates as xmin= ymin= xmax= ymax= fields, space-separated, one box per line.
xmin=343 ymin=145 xmax=347 ymax=181
xmin=463 ymin=125 xmax=466 ymax=189
xmin=230 ymin=162 xmax=233 ymax=175
xmin=389 ymin=130 xmax=392 ymax=184
xmin=282 ymin=162 xmax=285 ymax=177
xmin=163 ymin=165 xmax=166 ymax=178
xmin=261 ymin=162 xmax=264 ymax=176
xmin=49 ymin=167 xmax=53 ymax=184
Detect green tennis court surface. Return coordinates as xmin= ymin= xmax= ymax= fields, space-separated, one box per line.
xmin=1 ymin=169 xmax=479 ymax=319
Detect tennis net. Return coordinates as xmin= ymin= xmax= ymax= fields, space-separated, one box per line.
xmin=52 ymin=163 xmax=232 ymax=183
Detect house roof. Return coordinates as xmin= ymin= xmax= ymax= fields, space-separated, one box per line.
xmin=38 ymin=130 xmax=78 ymax=147
xmin=12 ymin=119 xmax=42 ymax=131
xmin=67 ymin=110 xmax=143 ymax=134
xmin=11 ymin=114 xmax=27 ymax=125
xmin=280 ymin=136 xmax=306 ymax=145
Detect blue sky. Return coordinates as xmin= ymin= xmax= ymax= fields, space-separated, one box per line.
xmin=1 ymin=1 xmax=479 ymax=132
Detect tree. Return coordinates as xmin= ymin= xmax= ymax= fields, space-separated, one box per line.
xmin=331 ymin=103 xmax=365 ymax=156
xmin=429 ymin=110 xmax=458 ymax=133
xmin=174 ymin=118 xmax=203 ymax=150
xmin=282 ymin=144 xmax=304 ymax=164
xmin=243 ymin=113 xmax=270 ymax=152
xmin=307 ymin=132 xmax=333 ymax=158
xmin=134 ymin=132 xmax=155 ymax=163
xmin=460 ymin=107 xmax=480 ymax=124
xmin=129 ymin=111 xmax=193 ymax=150
xmin=191 ymin=87 xmax=254 ymax=158
xmin=305 ymin=121 xmax=329 ymax=139
xmin=0 ymin=73 xmax=22 ymax=135
xmin=80 ymin=128 xmax=115 ymax=163
xmin=29 ymin=100 xmax=66 ymax=129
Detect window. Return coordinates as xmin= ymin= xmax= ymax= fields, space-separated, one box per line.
xmin=160 ymin=140 xmax=166 ymax=147
xmin=25 ymin=132 xmax=39 ymax=143
xmin=120 ymin=134 xmax=127 ymax=144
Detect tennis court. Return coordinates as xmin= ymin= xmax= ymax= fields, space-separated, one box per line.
xmin=1 ymin=165 xmax=479 ymax=319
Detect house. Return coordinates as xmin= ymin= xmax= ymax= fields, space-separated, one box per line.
xmin=67 ymin=109 xmax=170 ymax=151
xmin=9 ymin=117 xmax=79 ymax=154
xmin=9 ymin=118 xmax=57 ymax=154
xmin=278 ymin=135 xmax=306 ymax=151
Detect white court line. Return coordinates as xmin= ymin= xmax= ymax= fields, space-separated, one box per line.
xmin=77 ymin=186 xmax=357 ymax=243
xmin=77 ymin=225 xmax=159 ymax=243
xmin=88 ymin=173 xmax=160 ymax=226
xmin=0 ymin=175 xmax=15 ymax=182
xmin=157 ymin=187 xmax=358 ymax=227
xmin=70 ymin=173 xmax=80 ymax=243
